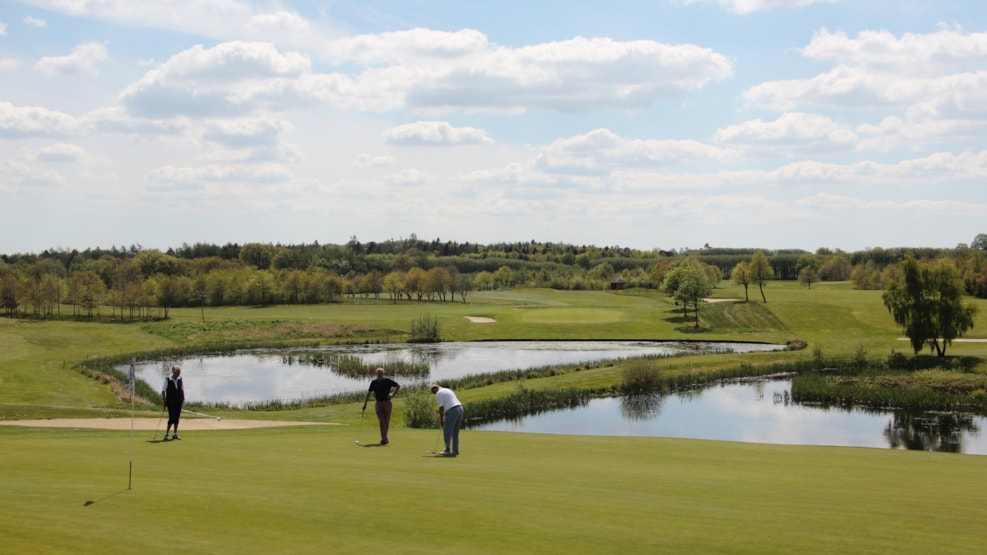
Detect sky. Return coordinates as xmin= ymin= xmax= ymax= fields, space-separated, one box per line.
xmin=1 ymin=0 xmax=986 ymax=256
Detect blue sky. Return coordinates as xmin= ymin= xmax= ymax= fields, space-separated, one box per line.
xmin=1 ymin=0 xmax=985 ymax=255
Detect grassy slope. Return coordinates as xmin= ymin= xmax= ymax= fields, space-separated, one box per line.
xmin=2 ymin=283 xmax=987 ymax=554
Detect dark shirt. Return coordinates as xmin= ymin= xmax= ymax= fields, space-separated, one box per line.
xmin=368 ymin=377 xmax=399 ymax=401
xmin=164 ymin=377 xmax=185 ymax=406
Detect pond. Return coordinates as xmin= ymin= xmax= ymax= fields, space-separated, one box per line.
xmin=127 ymin=341 xmax=987 ymax=455
xmin=130 ymin=340 xmax=781 ymax=406
xmin=472 ymin=379 xmax=987 ymax=455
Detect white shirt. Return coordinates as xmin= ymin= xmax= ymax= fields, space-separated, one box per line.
xmin=434 ymin=387 xmax=462 ymax=411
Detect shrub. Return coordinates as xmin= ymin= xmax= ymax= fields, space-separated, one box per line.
xmin=409 ymin=314 xmax=441 ymax=343
xmin=403 ymin=386 xmax=438 ymax=428
xmin=620 ymin=358 xmax=663 ymax=394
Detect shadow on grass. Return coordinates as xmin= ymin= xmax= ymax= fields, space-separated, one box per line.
xmin=83 ymin=489 xmax=128 ymax=507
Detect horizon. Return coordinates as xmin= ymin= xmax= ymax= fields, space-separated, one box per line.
xmin=3 ymin=234 xmax=980 ymax=259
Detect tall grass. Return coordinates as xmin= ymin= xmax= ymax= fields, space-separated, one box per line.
xmin=461 ymin=383 xmax=591 ymax=426
xmin=283 ymin=352 xmax=429 ymax=377
xmin=792 ymin=369 xmax=987 ymax=412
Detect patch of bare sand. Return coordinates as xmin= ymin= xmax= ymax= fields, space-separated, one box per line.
xmin=465 ymin=316 xmax=496 ymax=323
xmin=0 ymin=418 xmax=337 ymax=431
xmin=703 ymin=298 xmax=738 ymax=303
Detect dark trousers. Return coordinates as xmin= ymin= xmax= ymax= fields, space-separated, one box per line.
xmin=167 ymin=403 xmax=182 ymax=427
xmin=375 ymin=400 xmax=392 ymax=441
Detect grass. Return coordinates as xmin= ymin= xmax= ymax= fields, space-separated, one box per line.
xmin=3 ymin=282 xmax=987 ymax=553
xmin=3 ymin=425 xmax=987 ymax=555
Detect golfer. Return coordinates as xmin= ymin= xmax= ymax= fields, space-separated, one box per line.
xmin=362 ymin=368 xmax=400 ymax=445
xmin=161 ymin=366 xmax=185 ymax=441
xmin=430 ymin=384 xmax=463 ymax=456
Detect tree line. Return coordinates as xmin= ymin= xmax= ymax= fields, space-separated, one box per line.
xmin=2 ymin=235 xmax=986 ymax=320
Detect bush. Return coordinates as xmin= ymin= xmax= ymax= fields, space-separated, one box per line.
xmin=620 ymin=359 xmax=663 ymax=394
xmin=403 ymin=386 xmax=438 ymax=429
xmin=409 ymin=314 xmax=441 ymax=343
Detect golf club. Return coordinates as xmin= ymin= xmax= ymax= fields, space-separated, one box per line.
xmin=355 ymin=407 xmax=366 ymax=445
xmin=182 ymin=408 xmax=222 ymax=420
xmin=426 ymin=427 xmax=443 ymax=455
xmin=152 ymin=405 xmax=165 ymax=440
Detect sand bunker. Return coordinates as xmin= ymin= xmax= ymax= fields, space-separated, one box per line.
xmin=465 ymin=316 xmax=496 ymax=323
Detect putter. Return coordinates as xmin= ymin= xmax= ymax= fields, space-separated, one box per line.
xmin=152 ymin=405 xmax=165 ymax=440
xmin=182 ymin=408 xmax=222 ymax=420
xmin=426 ymin=427 xmax=443 ymax=455
xmin=355 ymin=407 xmax=366 ymax=445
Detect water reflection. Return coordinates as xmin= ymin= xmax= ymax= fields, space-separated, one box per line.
xmin=884 ymin=412 xmax=979 ymax=453
xmin=620 ymin=394 xmax=664 ymax=421
xmin=129 ymin=340 xmax=780 ymax=407
xmin=473 ymin=379 xmax=987 ymax=455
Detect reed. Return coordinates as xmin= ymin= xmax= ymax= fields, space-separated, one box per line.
xmin=462 ymin=383 xmax=592 ymax=426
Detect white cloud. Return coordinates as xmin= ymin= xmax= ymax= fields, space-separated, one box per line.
xmin=383 ymin=121 xmax=492 ymax=146
xmin=118 ymin=33 xmax=732 ymax=119
xmin=23 ymin=15 xmax=46 ymax=28
xmin=119 ymin=41 xmax=311 ymax=118
xmin=396 ymin=35 xmax=734 ymax=113
xmin=726 ymin=150 xmax=987 ymax=186
xmin=0 ymin=58 xmax=18 ymax=70
xmin=0 ymin=21 xmax=7 ymax=35
xmin=802 ymin=27 xmax=987 ymax=75
xmin=0 ymin=101 xmax=79 ymax=137
xmin=201 ymin=117 xmax=291 ymax=149
xmin=534 ymin=128 xmax=740 ymax=174
xmin=34 ymin=42 xmax=109 ymax=76
xmin=36 ymin=143 xmax=87 ymax=162
xmin=15 ymin=1 xmax=332 ymax=46
xmin=714 ymin=112 xmax=857 ymax=155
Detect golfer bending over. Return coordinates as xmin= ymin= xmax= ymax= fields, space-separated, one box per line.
xmin=430 ymin=384 xmax=463 ymax=456
xmin=362 ymin=368 xmax=400 ymax=445
xmin=162 ymin=366 xmax=185 ymax=441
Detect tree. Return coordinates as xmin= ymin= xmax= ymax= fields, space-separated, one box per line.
xmin=0 ymin=267 xmax=21 ymax=316
xmin=665 ymin=261 xmax=712 ymax=328
xmin=971 ymin=233 xmax=987 ymax=251
xmin=798 ymin=266 xmax=820 ymax=289
xmin=731 ymin=261 xmax=750 ymax=302
xmin=882 ymin=255 xmax=978 ymax=357
xmin=239 ymin=243 xmax=277 ymax=269
xmin=747 ymin=251 xmax=774 ymax=303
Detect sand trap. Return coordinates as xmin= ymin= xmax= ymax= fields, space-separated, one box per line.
xmin=0 ymin=418 xmax=336 ymax=431
xmin=465 ymin=316 xmax=496 ymax=323
xmin=703 ymin=298 xmax=738 ymax=303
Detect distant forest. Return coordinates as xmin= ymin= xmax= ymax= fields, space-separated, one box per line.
xmin=2 ymin=234 xmax=986 ymax=319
